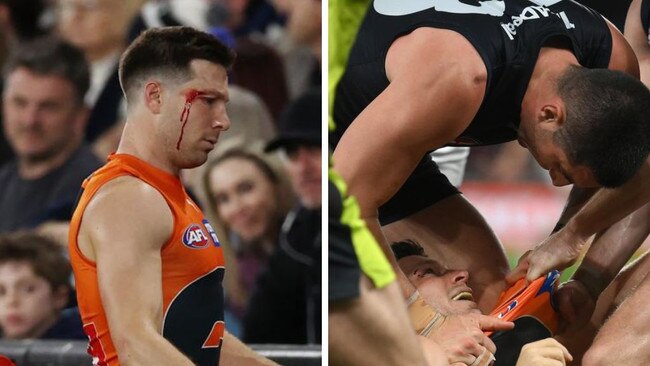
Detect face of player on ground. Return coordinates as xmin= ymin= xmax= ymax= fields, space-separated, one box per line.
xmin=57 ymin=0 xmax=140 ymax=60
xmin=2 ymin=67 xmax=85 ymax=164
xmin=208 ymin=156 xmax=279 ymax=242
xmin=398 ymin=255 xmax=480 ymax=316
xmin=161 ymin=59 xmax=231 ymax=169
xmin=0 ymin=261 xmax=68 ymax=339
xmin=281 ymin=145 xmax=321 ymax=209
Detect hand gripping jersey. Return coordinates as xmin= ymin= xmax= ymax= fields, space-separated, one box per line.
xmin=68 ymin=154 xmax=226 ymax=366
xmin=332 ymin=0 xmax=612 ymax=147
xmin=488 ymin=271 xmax=561 ymax=366
xmin=488 ymin=270 xmax=560 ymax=336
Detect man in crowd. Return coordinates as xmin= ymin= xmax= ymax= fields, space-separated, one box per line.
xmin=0 ymin=37 xmax=101 ymax=236
xmin=0 ymin=0 xmax=47 ymax=165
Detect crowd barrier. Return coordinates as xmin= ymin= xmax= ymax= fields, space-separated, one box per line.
xmin=0 ymin=340 xmax=321 ymax=366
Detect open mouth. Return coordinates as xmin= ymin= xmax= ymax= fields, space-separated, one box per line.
xmin=452 ymin=291 xmax=474 ymax=301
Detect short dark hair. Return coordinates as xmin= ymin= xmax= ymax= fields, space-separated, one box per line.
xmin=119 ymin=26 xmax=236 ymax=101
xmin=0 ymin=0 xmax=46 ymax=40
xmin=2 ymin=36 xmax=90 ymax=106
xmin=0 ymin=232 xmax=71 ymax=291
xmin=391 ymin=239 xmax=426 ymax=261
xmin=554 ymin=66 xmax=650 ymax=188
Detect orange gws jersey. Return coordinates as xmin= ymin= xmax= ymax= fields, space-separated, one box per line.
xmin=486 ymin=270 xmax=560 ymax=337
xmin=68 ymin=153 xmax=226 ymax=366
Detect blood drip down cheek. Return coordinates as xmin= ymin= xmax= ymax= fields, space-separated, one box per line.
xmin=176 ymin=89 xmax=206 ymax=150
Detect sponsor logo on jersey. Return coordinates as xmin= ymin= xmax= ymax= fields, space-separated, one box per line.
xmin=500 ymin=3 xmax=574 ymax=41
xmin=202 ymin=219 xmax=221 ymax=247
xmin=182 ymin=224 xmax=211 ymax=249
xmin=374 ymin=0 xmax=505 ymax=17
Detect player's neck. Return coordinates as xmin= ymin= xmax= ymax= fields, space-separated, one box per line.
xmin=117 ymin=113 xmax=180 ymax=176
xmin=531 ymin=47 xmax=579 ymax=86
xmin=523 ymin=48 xmax=578 ymax=113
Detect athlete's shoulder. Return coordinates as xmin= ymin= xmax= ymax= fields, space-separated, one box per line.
xmin=607 ymin=19 xmax=640 ymax=77
xmin=82 ymin=175 xmax=174 ymax=245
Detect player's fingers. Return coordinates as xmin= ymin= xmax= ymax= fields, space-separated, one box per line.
xmin=525 ymin=338 xmax=573 ymax=363
xmin=525 ymin=261 xmax=547 ymax=283
xmin=542 ymin=338 xmax=573 ymax=362
xmin=449 ymin=343 xmax=481 ymax=366
xmin=475 ymin=314 xmax=515 ymax=332
xmin=468 ymin=353 xmax=482 ymax=366
xmin=506 ymin=251 xmax=531 ymax=284
xmin=481 ymin=334 xmax=497 ymax=355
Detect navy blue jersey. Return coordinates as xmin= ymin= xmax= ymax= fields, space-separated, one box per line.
xmin=332 ymin=0 xmax=612 ymax=146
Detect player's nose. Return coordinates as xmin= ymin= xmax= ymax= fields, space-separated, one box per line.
xmin=449 ymin=269 xmax=470 ymax=285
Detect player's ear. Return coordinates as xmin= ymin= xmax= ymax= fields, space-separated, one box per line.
xmin=538 ymin=102 xmax=565 ymax=131
xmin=143 ymin=81 xmax=163 ymax=114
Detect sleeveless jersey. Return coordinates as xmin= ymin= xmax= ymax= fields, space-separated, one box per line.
xmin=332 ymin=0 xmax=612 ymax=146
xmin=69 ymin=153 xmax=226 ymax=366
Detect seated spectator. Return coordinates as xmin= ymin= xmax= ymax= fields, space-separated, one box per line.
xmin=0 ymin=231 xmax=85 ymax=340
xmin=56 ymin=0 xmax=144 ymax=157
xmin=0 ymin=36 xmax=101 ymax=238
xmin=202 ymin=147 xmax=294 ymax=320
xmin=0 ymin=0 xmax=48 ymax=166
xmin=281 ymin=0 xmax=321 ymax=63
xmin=243 ymin=89 xmax=321 ymax=344
xmin=272 ymin=0 xmax=321 ymax=98
xmin=215 ymin=0 xmax=284 ymax=38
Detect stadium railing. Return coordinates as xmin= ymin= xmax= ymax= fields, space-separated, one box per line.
xmin=0 ymin=340 xmax=322 ymax=365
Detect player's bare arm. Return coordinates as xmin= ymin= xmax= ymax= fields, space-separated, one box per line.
xmin=511 ymin=158 xmax=650 ymax=282
xmin=625 ymin=0 xmax=650 ymax=84
xmin=555 ymin=203 xmax=650 ymax=331
xmin=332 ymin=28 xmax=487 ymax=262
xmin=332 ymin=28 xmax=517 ymax=360
xmin=78 ymin=176 xmax=195 ymax=365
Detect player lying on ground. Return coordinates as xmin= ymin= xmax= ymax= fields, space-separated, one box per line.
xmin=393 ymin=239 xmax=650 ymax=365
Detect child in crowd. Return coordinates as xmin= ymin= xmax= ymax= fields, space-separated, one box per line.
xmin=0 ymin=232 xmax=84 ymax=340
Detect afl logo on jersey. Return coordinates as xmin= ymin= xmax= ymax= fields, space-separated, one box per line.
xmin=202 ymin=219 xmax=221 ymax=247
xmin=182 ymin=224 xmax=210 ymax=249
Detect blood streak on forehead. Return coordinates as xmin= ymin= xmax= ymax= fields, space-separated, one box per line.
xmin=176 ymin=89 xmax=206 ymax=150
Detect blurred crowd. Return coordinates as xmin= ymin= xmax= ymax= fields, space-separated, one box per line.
xmin=0 ymin=0 xmax=321 ymax=345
